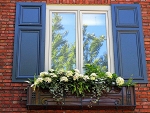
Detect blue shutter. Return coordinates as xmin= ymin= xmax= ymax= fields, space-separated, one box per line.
xmin=12 ymin=2 xmax=46 ymax=82
xmin=111 ymin=4 xmax=147 ymax=83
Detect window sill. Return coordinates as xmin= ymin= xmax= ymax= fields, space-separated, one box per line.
xmin=26 ymin=86 xmax=136 ymax=110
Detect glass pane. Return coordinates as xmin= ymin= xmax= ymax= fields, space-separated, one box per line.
xmin=52 ymin=13 xmax=76 ymax=70
xmin=82 ymin=13 xmax=108 ymax=72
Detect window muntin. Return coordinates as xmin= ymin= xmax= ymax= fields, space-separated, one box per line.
xmin=45 ymin=6 xmax=114 ymax=73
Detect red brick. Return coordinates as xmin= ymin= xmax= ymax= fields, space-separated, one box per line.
xmin=140 ymin=109 xmax=150 ymax=112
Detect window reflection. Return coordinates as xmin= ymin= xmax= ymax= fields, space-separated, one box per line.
xmin=82 ymin=14 xmax=108 ymax=72
xmin=52 ymin=13 xmax=76 ymax=70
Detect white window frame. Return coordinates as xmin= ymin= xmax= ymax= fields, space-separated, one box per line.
xmin=45 ymin=5 xmax=114 ymax=73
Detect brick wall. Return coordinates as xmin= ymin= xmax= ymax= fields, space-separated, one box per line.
xmin=0 ymin=0 xmax=150 ymax=112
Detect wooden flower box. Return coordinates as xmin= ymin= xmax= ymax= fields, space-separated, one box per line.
xmin=26 ymin=86 xmax=136 ymax=110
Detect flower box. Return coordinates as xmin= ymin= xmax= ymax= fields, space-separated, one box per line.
xmin=26 ymin=86 xmax=136 ymax=110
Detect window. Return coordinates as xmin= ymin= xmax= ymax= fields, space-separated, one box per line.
xmin=12 ymin=2 xmax=147 ymax=83
xmin=45 ymin=6 xmax=114 ymax=73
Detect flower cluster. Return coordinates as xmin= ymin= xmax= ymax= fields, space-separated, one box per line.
xmin=26 ymin=64 xmax=134 ymax=101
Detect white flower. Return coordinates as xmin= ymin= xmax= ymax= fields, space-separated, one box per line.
xmin=31 ymin=84 xmax=35 ymax=87
xmin=49 ymin=69 xmax=54 ymax=72
xmin=31 ymin=84 xmax=36 ymax=91
xmin=40 ymin=72 xmax=49 ymax=77
xmin=36 ymin=78 xmax=43 ymax=83
xmin=89 ymin=73 xmax=97 ymax=80
xmin=66 ymin=71 xmax=73 ymax=77
xmin=50 ymin=73 xmax=57 ymax=78
xmin=44 ymin=77 xmax=52 ymax=83
xmin=24 ymin=81 xmax=31 ymax=84
xmin=83 ymin=75 xmax=89 ymax=81
xmin=58 ymin=69 xmax=65 ymax=74
xmin=33 ymin=78 xmax=43 ymax=86
xmin=60 ymin=76 xmax=68 ymax=82
xmin=105 ymin=72 xmax=112 ymax=79
xmin=90 ymin=76 xmax=96 ymax=81
xmin=52 ymin=74 xmax=57 ymax=78
xmin=90 ymin=73 xmax=97 ymax=77
xmin=74 ymin=69 xmax=80 ymax=74
xmin=79 ymin=74 xmax=84 ymax=78
xmin=112 ymin=82 xmax=116 ymax=85
xmin=116 ymin=77 xmax=124 ymax=86
xmin=73 ymin=73 xmax=80 ymax=81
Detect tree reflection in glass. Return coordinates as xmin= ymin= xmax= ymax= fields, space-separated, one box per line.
xmin=82 ymin=14 xmax=108 ymax=72
xmin=52 ymin=13 xmax=76 ymax=70
xmin=51 ymin=13 xmax=108 ymax=72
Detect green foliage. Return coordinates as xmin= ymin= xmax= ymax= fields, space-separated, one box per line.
xmin=122 ymin=75 xmax=136 ymax=86
xmin=26 ymin=64 xmax=136 ymax=103
xmin=83 ymin=63 xmax=105 ymax=78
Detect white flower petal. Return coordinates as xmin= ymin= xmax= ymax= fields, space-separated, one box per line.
xmin=24 ymin=81 xmax=31 ymax=84
xmin=74 ymin=69 xmax=80 ymax=73
xmin=31 ymin=84 xmax=35 ymax=87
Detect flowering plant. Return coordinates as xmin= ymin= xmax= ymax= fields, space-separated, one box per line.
xmin=26 ymin=64 xmax=135 ymax=102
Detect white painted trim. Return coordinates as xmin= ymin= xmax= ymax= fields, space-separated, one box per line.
xmin=107 ymin=8 xmax=114 ymax=73
xmin=46 ymin=5 xmax=110 ymax=11
xmin=45 ymin=9 xmax=50 ymax=71
xmin=45 ymin=5 xmax=114 ymax=73
xmin=76 ymin=10 xmax=80 ymax=70
xmin=105 ymin=9 xmax=114 ymax=73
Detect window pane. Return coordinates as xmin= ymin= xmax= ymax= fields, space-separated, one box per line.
xmin=52 ymin=13 xmax=76 ymax=70
xmin=82 ymin=13 xmax=108 ymax=71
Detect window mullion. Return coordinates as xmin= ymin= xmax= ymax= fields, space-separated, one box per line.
xmin=76 ymin=10 xmax=82 ymax=73
xmin=79 ymin=10 xmax=84 ymax=74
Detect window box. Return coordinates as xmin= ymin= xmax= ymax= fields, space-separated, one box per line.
xmin=26 ymin=86 xmax=136 ymax=110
